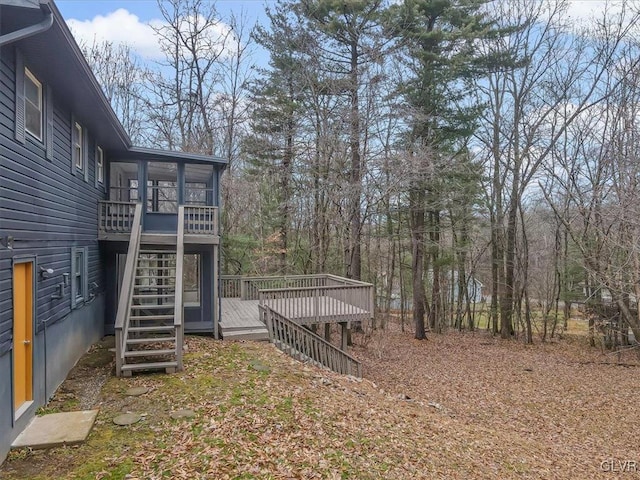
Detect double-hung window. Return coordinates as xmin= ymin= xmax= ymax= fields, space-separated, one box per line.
xmin=73 ymin=122 xmax=83 ymax=171
xmin=71 ymin=116 xmax=89 ymax=180
xmin=71 ymin=246 xmax=89 ymax=308
xmin=24 ymin=68 xmax=42 ymax=141
xmin=15 ymin=51 xmax=53 ymax=160
xmin=96 ymin=146 xmax=104 ymax=185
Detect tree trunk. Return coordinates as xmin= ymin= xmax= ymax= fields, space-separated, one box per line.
xmin=411 ymin=188 xmax=427 ymax=340
xmin=346 ymin=37 xmax=362 ymax=280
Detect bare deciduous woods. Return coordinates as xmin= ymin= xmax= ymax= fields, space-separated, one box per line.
xmin=81 ymin=0 xmax=640 ymax=344
xmin=477 ymin=0 xmax=640 ymax=341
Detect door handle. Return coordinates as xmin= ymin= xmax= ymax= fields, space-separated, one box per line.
xmin=23 ymin=340 xmax=31 ymax=345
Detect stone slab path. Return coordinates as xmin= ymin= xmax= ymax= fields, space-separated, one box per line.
xmin=11 ymin=410 xmax=99 ymax=450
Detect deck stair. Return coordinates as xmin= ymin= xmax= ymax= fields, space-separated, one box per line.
xmin=115 ymin=204 xmax=185 ymax=377
xmin=119 ymin=249 xmax=180 ymax=375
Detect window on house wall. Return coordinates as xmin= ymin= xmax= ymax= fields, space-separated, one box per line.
xmin=71 ymin=246 xmax=88 ymax=309
xmin=73 ymin=122 xmax=83 ymax=170
xmin=96 ymin=146 xmax=104 ymax=185
xmin=24 ymin=68 xmax=42 ymax=141
xmin=15 ymin=52 xmax=53 ymax=160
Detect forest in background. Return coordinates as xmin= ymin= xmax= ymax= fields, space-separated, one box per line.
xmin=80 ymin=0 xmax=640 ymax=344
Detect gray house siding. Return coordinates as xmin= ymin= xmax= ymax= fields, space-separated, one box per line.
xmin=0 ymin=44 xmax=106 ymax=461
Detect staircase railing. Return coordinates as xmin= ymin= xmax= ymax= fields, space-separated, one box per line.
xmin=115 ymin=203 xmax=143 ymax=377
xmin=175 ymin=206 xmax=186 ymax=371
xmin=260 ymin=305 xmax=362 ymax=378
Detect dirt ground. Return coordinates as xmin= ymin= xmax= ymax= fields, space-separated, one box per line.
xmin=1 ymin=320 xmax=639 ymax=479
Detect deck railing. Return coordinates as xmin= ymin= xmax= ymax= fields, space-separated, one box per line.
xmin=221 ymin=274 xmax=370 ymax=299
xmin=261 ymin=305 xmax=362 ymax=377
xmin=259 ymin=284 xmax=373 ymax=324
xmin=114 ymin=203 xmax=143 ymax=376
xmin=99 ymin=200 xmax=137 ymax=233
xmin=220 ymin=275 xmax=243 ymax=298
xmin=220 ymin=274 xmax=374 ymax=323
xmin=241 ymin=275 xmax=326 ymax=301
xmin=184 ymin=205 xmax=218 ymax=235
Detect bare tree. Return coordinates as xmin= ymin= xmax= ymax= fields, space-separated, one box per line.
xmin=80 ymin=40 xmax=148 ymax=144
xmin=475 ymin=0 xmax=640 ymax=340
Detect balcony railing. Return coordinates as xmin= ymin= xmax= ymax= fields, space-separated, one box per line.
xmin=99 ymin=201 xmax=137 ymax=233
xmin=98 ymin=201 xmax=218 ymax=238
xmin=184 ymin=205 xmax=218 ymax=235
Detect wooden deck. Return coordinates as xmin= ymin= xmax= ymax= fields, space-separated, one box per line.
xmin=220 ymin=295 xmax=369 ymax=341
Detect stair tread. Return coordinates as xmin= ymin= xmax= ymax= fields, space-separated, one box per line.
xmin=121 ymin=361 xmax=178 ymax=371
xmin=135 ymin=275 xmax=175 ymax=279
xmin=221 ymin=326 xmax=268 ymax=333
xmin=136 ymin=267 xmax=175 ymax=270
xmin=129 ymin=314 xmax=174 ymax=320
xmin=136 ymin=264 xmax=175 ymax=267
xmin=124 ymin=349 xmax=176 ymax=357
xmin=129 ymin=325 xmax=175 ymax=332
xmin=132 ymin=294 xmax=175 ymax=298
xmin=222 ymin=328 xmax=269 ymax=335
xmin=135 ymin=285 xmax=174 ymax=288
xmin=127 ymin=337 xmax=176 ymax=344
xmin=131 ymin=303 xmax=175 ymax=310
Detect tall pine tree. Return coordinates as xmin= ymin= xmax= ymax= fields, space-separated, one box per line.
xmin=388 ymin=0 xmax=505 ymax=339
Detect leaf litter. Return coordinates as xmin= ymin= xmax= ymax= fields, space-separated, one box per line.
xmin=1 ymin=326 xmax=638 ymax=479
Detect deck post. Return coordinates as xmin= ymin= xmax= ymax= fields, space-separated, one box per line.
xmin=213 ymin=243 xmax=219 ymax=340
xmin=340 ymin=322 xmax=348 ymax=350
xmin=324 ymin=323 xmax=331 ymax=342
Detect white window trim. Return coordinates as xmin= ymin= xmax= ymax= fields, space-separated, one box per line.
xmin=96 ymin=146 xmax=104 ymax=185
xmin=71 ymin=246 xmax=89 ymax=309
xmin=24 ymin=68 xmax=43 ymax=141
xmin=74 ymin=122 xmax=83 ymax=170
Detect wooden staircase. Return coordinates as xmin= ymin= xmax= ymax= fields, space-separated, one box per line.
xmin=115 ymin=204 xmax=185 ymax=377
xmin=120 ymin=250 xmax=180 ymax=375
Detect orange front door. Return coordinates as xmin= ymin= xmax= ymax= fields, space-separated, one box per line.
xmin=13 ymin=262 xmax=33 ymax=411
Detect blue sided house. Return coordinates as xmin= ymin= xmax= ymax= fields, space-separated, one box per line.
xmin=0 ymin=0 xmax=226 ymax=463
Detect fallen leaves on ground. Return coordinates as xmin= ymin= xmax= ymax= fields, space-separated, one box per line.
xmin=1 ymin=324 xmax=638 ymax=479
xmin=353 ymin=323 xmax=640 ymax=479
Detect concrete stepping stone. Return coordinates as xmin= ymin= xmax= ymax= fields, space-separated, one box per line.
xmin=250 ymin=361 xmax=270 ymax=372
xmin=125 ymin=387 xmax=149 ymax=397
xmin=113 ymin=413 xmax=142 ymax=426
xmin=11 ymin=410 xmax=99 ymax=450
xmin=170 ymin=409 xmax=195 ymax=420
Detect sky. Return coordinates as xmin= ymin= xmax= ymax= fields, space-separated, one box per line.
xmin=56 ymin=0 xmax=271 ymax=60
xmin=55 ymin=0 xmax=620 ymax=62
